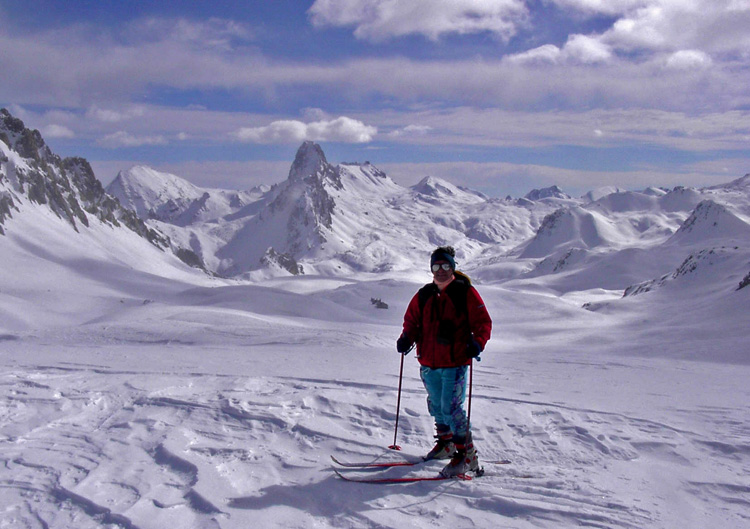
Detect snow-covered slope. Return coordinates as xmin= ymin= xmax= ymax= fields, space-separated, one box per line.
xmin=667 ymin=199 xmax=750 ymax=246
xmin=0 ymin=109 xmax=208 ymax=330
xmin=1 ymin=253 xmax=748 ymax=529
xmin=2 ymin=107 xmax=750 ymax=529
xmin=518 ymin=206 xmax=624 ymax=258
xmin=107 ymin=166 xmax=268 ymax=227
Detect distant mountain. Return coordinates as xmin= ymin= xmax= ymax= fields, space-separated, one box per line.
xmin=107 ymin=165 xmax=267 ymax=227
xmin=519 ymin=206 xmax=620 ymax=259
xmin=105 ymin=139 xmax=750 ymax=283
xmin=216 ymin=140 xmax=346 ymax=275
xmin=119 ymin=142 xmax=559 ymax=277
xmin=524 ymin=185 xmax=572 ymax=202
xmin=623 ymin=246 xmax=748 ymax=298
xmin=0 ymin=108 xmax=202 ymax=270
xmin=411 ymin=176 xmax=486 ymax=202
xmin=7 ymin=102 xmax=749 ymax=293
xmin=707 ymin=173 xmax=750 ymax=192
xmin=667 ymin=200 xmax=750 ymax=246
xmin=582 ymin=187 xmax=625 ymax=203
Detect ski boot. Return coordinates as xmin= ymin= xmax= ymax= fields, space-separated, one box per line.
xmin=423 ymin=427 xmax=456 ymax=461
xmin=440 ymin=437 xmax=484 ymax=477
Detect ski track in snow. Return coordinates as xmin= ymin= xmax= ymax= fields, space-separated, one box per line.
xmin=1 ymin=317 xmax=748 ymax=529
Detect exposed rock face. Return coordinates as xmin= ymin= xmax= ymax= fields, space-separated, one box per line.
xmin=0 ymin=108 xmax=204 ymax=267
xmin=525 ymin=185 xmax=571 ymax=201
xmin=265 ymin=141 xmax=342 ymax=256
xmin=260 ymin=247 xmax=304 ymax=275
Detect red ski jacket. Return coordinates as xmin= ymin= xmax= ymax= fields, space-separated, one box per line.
xmin=402 ymin=278 xmax=492 ymax=368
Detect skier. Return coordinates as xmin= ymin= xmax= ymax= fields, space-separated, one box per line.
xmin=397 ymin=246 xmax=492 ymax=477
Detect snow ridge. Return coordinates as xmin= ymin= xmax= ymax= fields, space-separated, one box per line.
xmin=0 ymin=108 xmax=205 ymax=270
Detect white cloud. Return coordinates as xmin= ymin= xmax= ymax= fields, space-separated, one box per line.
xmin=506 ymin=35 xmax=612 ymax=65
xmin=562 ymin=34 xmax=613 ymax=63
xmin=301 ymin=107 xmax=330 ymax=122
xmin=507 ymin=44 xmax=562 ymax=64
xmin=308 ymin=0 xmax=528 ymax=41
xmin=98 ymin=131 xmax=168 ymax=148
xmin=372 ymin=106 xmax=750 ymax=152
xmin=126 ymin=17 xmax=254 ymax=52
xmin=600 ymin=0 xmax=750 ymax=55
xmin=42 ymin=124 xmax=75 ymax=139
xmin=389 ymin=124 xmax=433 ymax=137
xmin=665 ymin=50 xmax=712 ymax=70
xmin=2 ymin=7 xmax=749 ymax=130
xmin=234 ymin=116 xmax=377 ymax=144
xmin=549 ymin=0 xmax=646 ymax=16
xmin=87 ymin=105 xmax=145 ymax=123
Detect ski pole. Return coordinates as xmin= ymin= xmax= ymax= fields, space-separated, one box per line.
xmin=467 ymin=358 xmax=474 ymax=428
xmin=389 ymin=350 xmax=405 ymax=451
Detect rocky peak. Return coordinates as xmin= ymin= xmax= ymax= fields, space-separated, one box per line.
xmin=0 ymin=109 xmax=55 ymax=166
xmin=268 ymin=142 xmax=341 ymax=233
xmin=289 ymin=141 xmax=326 ymax=182
xmin=0 ymin=108 xmax=197 ymax=261
xmin=287 ymin=141 xmax=342 ymax=190
xmin=525 ymin=185 xmax=571 ymax=201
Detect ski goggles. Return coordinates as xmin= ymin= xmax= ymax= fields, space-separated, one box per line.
xmin=432 ymin=263 xmax=453 ymax=272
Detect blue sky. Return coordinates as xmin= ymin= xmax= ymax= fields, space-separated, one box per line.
xmin=2 ymin=0 xmax=749 ymax=197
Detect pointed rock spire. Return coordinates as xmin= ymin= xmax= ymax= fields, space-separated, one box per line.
xmin=288 ymin=141 xmax=328 ymax=184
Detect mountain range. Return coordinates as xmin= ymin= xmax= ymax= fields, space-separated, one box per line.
xmin=2 ymin=107 xmax=750 ymax=304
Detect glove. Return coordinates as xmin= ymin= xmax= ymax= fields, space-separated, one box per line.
xmin=466 ymin=339 xmax=482 ymax=358
xmin=396 ymin=334 xmax=413 ymax=354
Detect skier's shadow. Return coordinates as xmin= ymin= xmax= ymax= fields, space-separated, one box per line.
xmin=226 ymin=469 xmax=461 ymax=517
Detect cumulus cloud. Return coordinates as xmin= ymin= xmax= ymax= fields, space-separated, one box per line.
xmin=308 ymin=0 xmax=528 ymax=41
xmin=507 ymin=35 xmax=612 ymax=65
xmin=600 ymin=0 xmax=750 ymax=55
xmin=563 ymin=34 xmax=613 ymax=63
xmin=42 ymin=124 xmax=75 ymax=139
xmin=665 ymin=50 xmax=713 ymax=70
xmin=507 ymin=44 xmax=562 ymax=65
xmin=98 ymin=131 xmax=168 ymax=148
xmin=234 ymin=116 xmax=377 ymax=144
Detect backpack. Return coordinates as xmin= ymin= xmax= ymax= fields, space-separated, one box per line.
xmin=417 ymin=270 xmax=472 ymax=318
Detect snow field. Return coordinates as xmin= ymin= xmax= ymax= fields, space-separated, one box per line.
xmin=1 ymin=274 xmax=747 ymax=529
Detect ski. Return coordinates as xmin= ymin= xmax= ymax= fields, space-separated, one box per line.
xmin=331 ymin=454 xmax=511 ymax=469
xmin=330 ymin=455 xmax=423 ymax=469
xmin=333 ymin=468 xmax=472 ymax=483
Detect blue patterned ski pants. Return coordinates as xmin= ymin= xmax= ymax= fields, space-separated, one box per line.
xmin=419 ymin=365 xmax=469 ymax=441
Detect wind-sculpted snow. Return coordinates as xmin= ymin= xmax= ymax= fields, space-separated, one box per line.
xmin=0 ymin=274 xmax=748 ymax=528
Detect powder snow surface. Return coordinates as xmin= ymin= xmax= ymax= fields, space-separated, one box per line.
xmin=0 ymin=252 xmax=748 ymax=528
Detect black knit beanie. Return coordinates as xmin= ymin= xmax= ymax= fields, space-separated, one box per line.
xmin=430 ymin=247 xmax=456 ymax=269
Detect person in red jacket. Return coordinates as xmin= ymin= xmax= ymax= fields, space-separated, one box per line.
xmin=397 ymin=246 xmax=492 ymax=477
